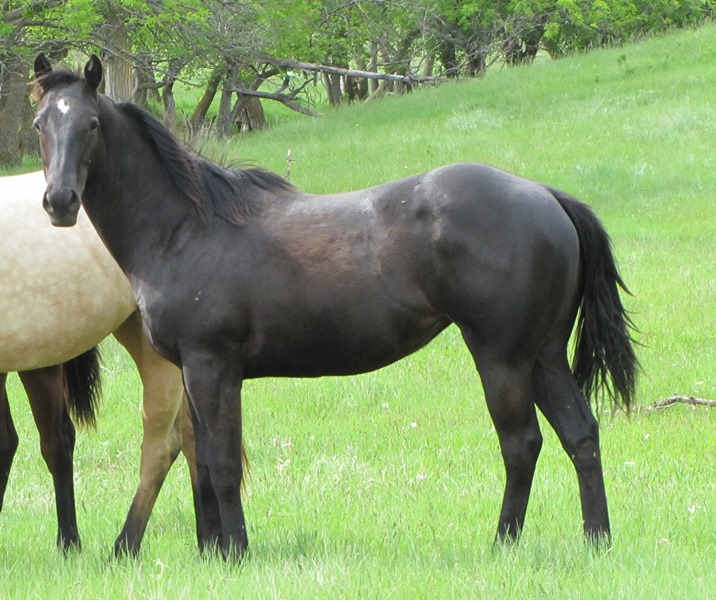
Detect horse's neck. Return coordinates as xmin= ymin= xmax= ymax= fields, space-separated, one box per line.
xmin=83 ymin=112 xmax=190 ymax=277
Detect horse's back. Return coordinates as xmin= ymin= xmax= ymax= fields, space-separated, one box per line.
xmin=0 ymin=171 xmax=135 ymax=370
xmin=345 ymin=162 xmax=581 ymax=307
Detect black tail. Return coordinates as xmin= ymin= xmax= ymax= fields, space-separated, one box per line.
xmin=62 ymin=346 xmax=102 ymax=428
xmin=548 ymin=186 xmax=639 ymax=412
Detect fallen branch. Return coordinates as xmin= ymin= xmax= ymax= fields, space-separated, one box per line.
xmin=648 ymin=395 xmax=716 ymax=410
xmin=268 ymin=58 xmax=442 ymax=85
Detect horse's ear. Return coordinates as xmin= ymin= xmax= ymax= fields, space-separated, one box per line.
xmin=84 ymin=54 xmax=103 ymax=91
xmin=34 ymin=53 xmax=52 ymax=80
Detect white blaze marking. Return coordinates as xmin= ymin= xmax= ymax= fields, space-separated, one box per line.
xmin=57 ymin=98 xmax=70 ymax=115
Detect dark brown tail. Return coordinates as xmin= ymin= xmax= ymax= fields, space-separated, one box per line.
xmin=62 ymin=346 xmax=102 ymax=427
xmin=548 ymin=186 xmax=639 ymax=412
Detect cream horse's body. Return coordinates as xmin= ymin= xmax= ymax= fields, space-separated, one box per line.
xmin=1 ymin=170 xmax=134 ymax=369
xmin=0 ymin=171 xmax=195 ymax=555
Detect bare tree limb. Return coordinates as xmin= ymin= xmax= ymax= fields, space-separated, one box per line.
xmin=229 ymin=87 xmax=322 ymax=117
xmin=648 ymin=395 xmax=716 ymax=410
xmin=266 ymin=58 xmax=442 ymax=85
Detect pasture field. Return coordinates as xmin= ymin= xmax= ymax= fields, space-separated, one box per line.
xmin=3 ymin=24 xmax=716 ymax=598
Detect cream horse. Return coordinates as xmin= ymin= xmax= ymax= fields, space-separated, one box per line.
xmin=0 ymin=171 xmax=196 ymax=555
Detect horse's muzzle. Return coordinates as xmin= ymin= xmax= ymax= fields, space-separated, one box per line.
xmin=43 ymin=188 xmax=80 ymax=227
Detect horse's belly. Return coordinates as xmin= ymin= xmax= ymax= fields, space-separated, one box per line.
xmin=243 ymin=309 xmax=449 ymax=379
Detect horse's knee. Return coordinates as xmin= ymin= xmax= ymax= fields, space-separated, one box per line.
xmin=501 ymin=428 xmax=543 ymax=479
xmin=526 ymin=432 xmax=543 ymax=463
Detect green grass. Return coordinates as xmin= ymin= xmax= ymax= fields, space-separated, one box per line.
xmin=4 ymin=24 xmax=716 ymax=598
xmin=0 ymin=153 xmax=45 ymax=176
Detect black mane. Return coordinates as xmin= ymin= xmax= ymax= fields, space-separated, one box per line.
xmin=36 ymin=67 xmax=294 ymax=226
xmin=116 ymin=102 xmax=295 ymax=226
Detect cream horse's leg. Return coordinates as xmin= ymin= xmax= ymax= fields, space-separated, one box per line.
xmin=111 ymin=311 xmax=197 ymax=556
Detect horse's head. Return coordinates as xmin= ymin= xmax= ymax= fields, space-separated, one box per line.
xmin=33 ymin=53 xmax=103 ymax=227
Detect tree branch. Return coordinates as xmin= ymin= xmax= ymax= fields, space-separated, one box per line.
xmin=648 ymin=395 xmax=716 ymax=410
xmin=229 ymin=87 xmax=322 ymax=117
xmin=266 ymin=57 xmax=442 ymax=85
xmin=2 ymin=0 xmax=62 ymax=22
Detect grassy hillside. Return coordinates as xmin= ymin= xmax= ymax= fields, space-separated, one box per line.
xmin=3 ymin=24 xmax=716 ymax=598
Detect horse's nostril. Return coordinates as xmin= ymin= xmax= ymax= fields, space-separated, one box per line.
xmin=45 ymin=187 xmax=76 ymax=209
xmin=42 ymin=192 xmax=54 ymax=215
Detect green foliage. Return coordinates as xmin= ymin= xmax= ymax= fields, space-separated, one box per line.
xmin=542 ymin=0 xmax=715 ymax=55
xmin=5 ymin=0 xmax=711 ymax=75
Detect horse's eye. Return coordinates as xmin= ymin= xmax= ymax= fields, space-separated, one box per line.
xmin=33 ymin=119 xmax=41 ymax=132
xmin=89 ymin=118 xmax=100 ymax=131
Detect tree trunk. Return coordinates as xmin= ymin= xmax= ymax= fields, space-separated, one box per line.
xmin=368 ymin=42 xmax=379 ymax=94
xmin=322 ymin=72 xmax=342 ymax=107
xmin=20 ymin=94 xmax=39 ymax=157
xmin=190 ymin=66 xmax=223 ymax=133
xmin=423 ymin=55 xmax=434 ymax=77
xmin=467 ymin=52 xmax=487 ymax=76
xmin=162 ymin=79 xmax=177 ymax=133
xmin=160 ymin=59 xmax=184 ymax=133
xmin=217 ymin=64 xmax=238 ymax=139
xmin=0 ymin=58 xmax=29 ymax=166
xmin=354 ymin=55 xmax=369 ymax=100
xmin=103 ymin=9 xmax=134 ymax=101
xmin=440 ymin=40 xmax=459 ymax=77
xmin=133 ymin=66 xmax=154 ymax=109
xmin=233 ymin=96 xmax=266 ymax=133
xmin=230 ymin=74 xmax=268 ymax=133
xmin=393 ymin=27 xmax=419 ymax=94
xmin=344 ymin=76 xmax=360 ymax=102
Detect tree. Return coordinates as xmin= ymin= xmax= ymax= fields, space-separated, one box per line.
xmin=0 ymin=2 xmax=54 ymax=164
xmin=0 ymin=55 xmax=32 ymax=166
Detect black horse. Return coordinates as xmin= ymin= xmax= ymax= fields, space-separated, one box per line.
xmin=32 ymin=53 xmax=638 ymax=558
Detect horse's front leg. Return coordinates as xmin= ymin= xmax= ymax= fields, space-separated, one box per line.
xmin=182 ymin=352 xmax=247 ymax=559
xmin=178 ymin=392 xmax=214 ymax=553
xmin=111 ymin=314 xmax=186 ymax=557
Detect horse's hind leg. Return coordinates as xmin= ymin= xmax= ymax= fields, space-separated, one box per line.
xmin=532 ymin=338 xmax=610 ymax=543
xmin=20 ymin=366 xmax=80 ymax=551
xmin=111 ymin=312 xmax=185 ymax=557
xmin=0 ymin=373 xmax=19 ymax=512
xmin=463 ymin=334 xmax=543 ymax=543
